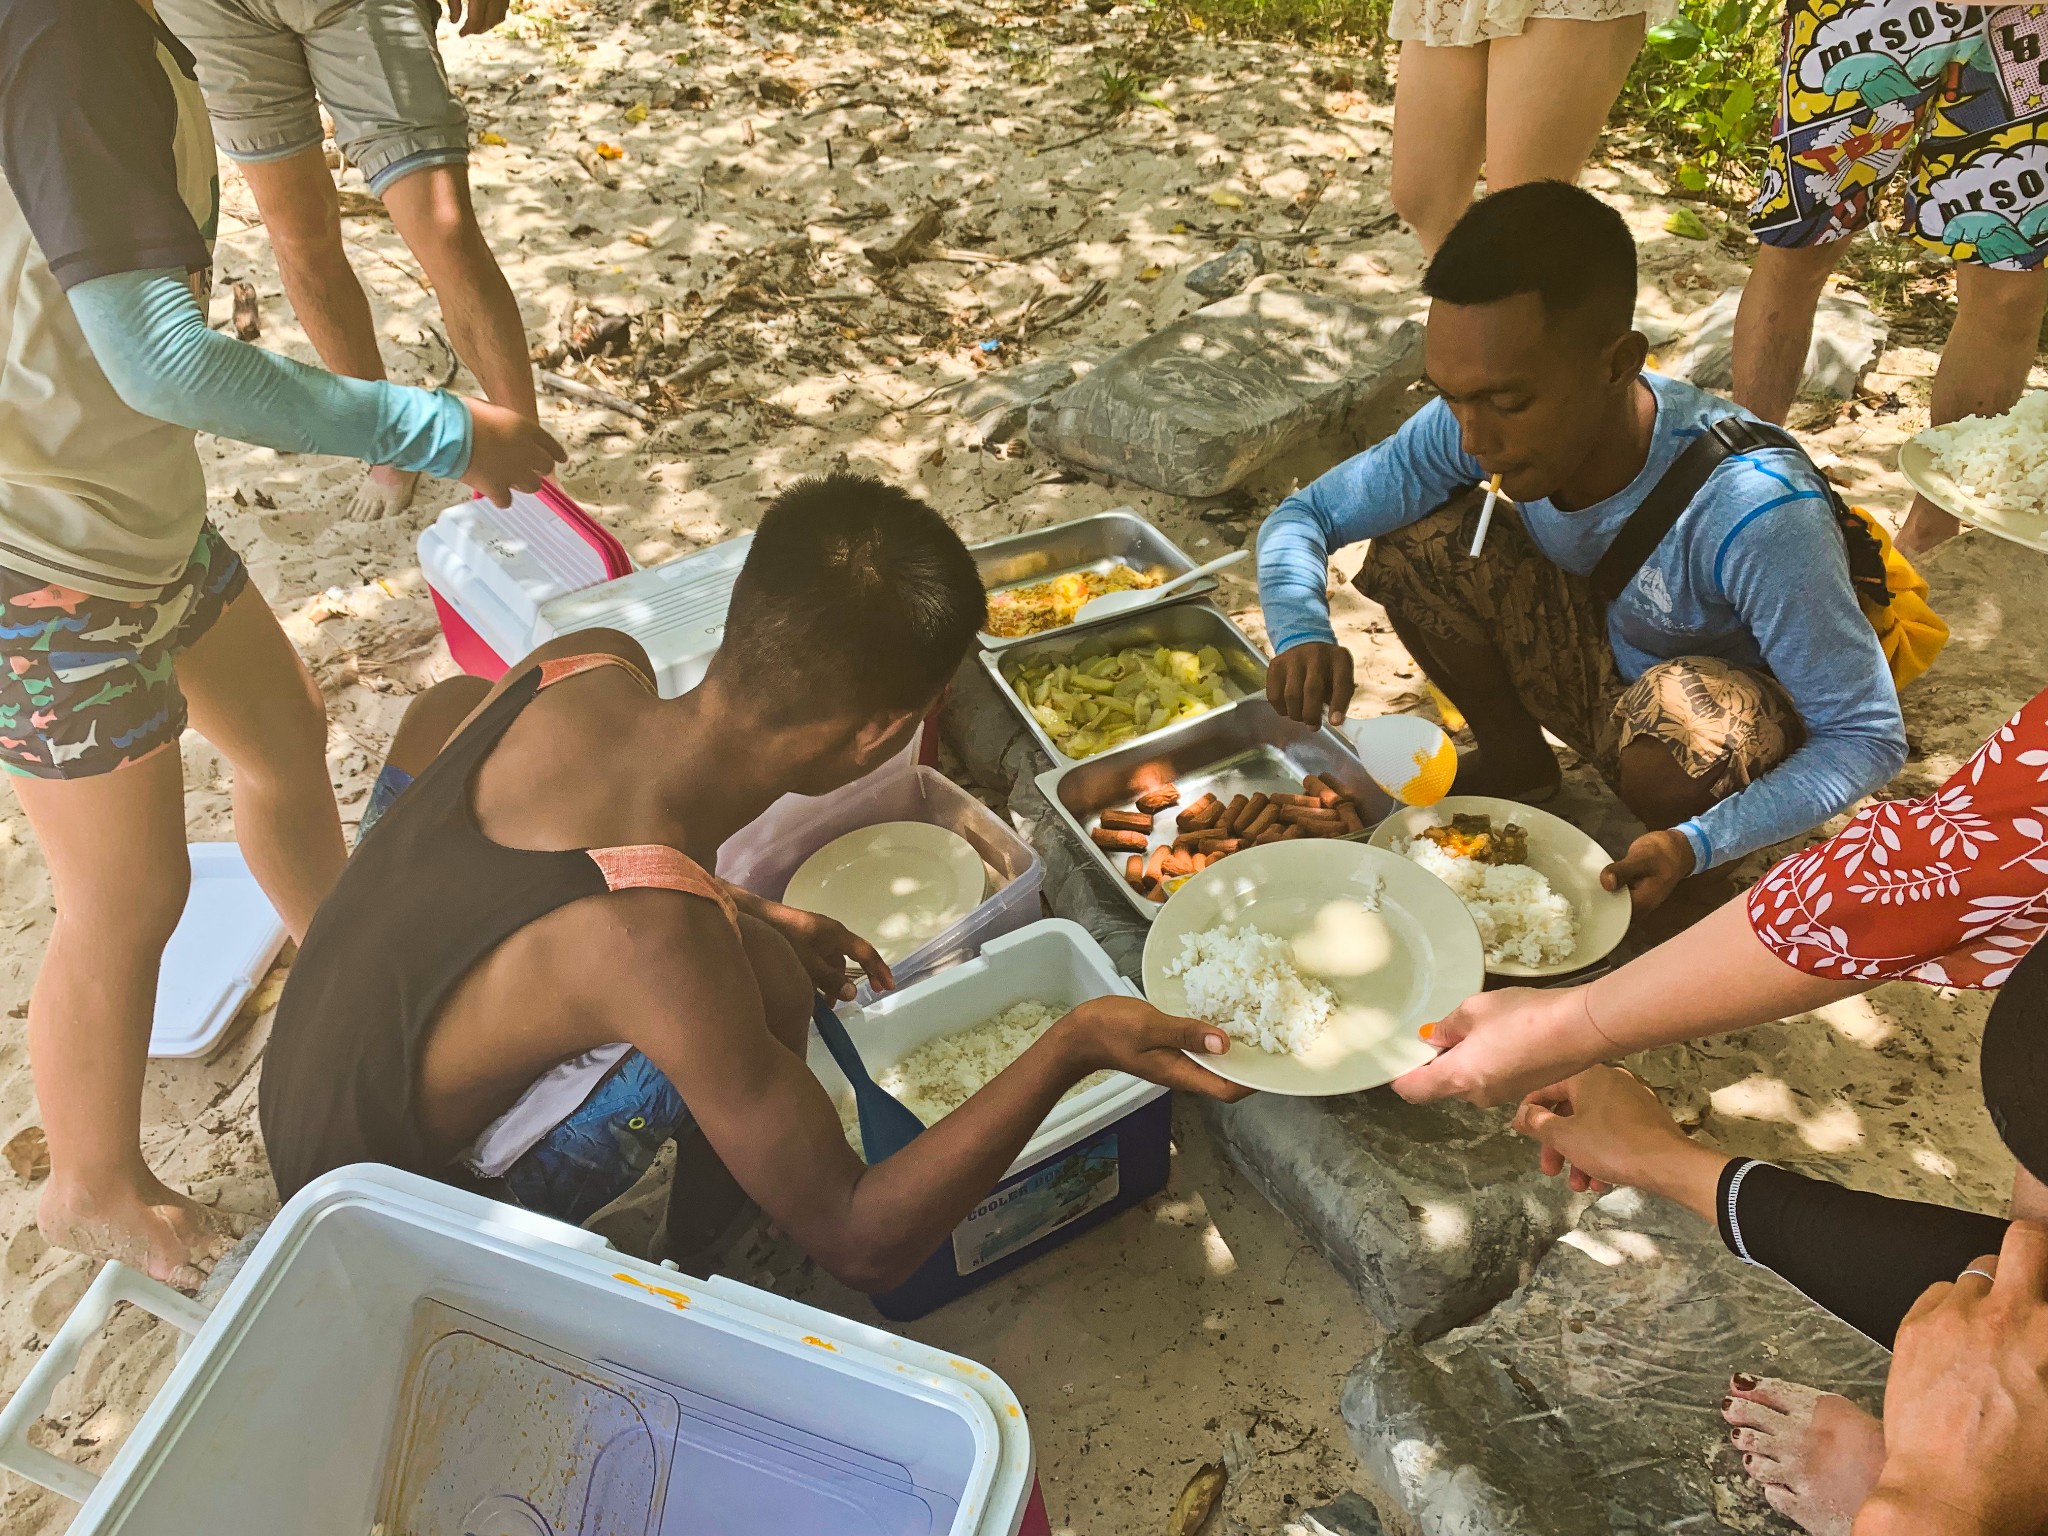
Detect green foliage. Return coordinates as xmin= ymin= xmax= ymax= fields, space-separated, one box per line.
xmin=1163 ymin=0 xmax=1391 ymax=49
xmin=1618 ymin=0 xmax=1779 ymax=195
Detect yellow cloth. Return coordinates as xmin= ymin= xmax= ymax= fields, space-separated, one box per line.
xmin=1847 ymin=507 xmax=1947 ymax=690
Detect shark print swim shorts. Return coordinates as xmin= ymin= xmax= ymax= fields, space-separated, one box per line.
xmin=1751 ymin=0 xmax=2048 ymax=267
xmin=0 ymin=522 xmax=248 ymax=779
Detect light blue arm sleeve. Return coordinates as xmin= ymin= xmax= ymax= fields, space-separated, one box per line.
xmin=1673 ymin=486 xmax=1908 ymax=871
xmin=66 ymin=268 xmax=472 ymax=479
xmin=1256 ymin=399 xmax=1481 ymax=653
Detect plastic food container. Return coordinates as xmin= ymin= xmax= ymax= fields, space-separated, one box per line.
xmin=0 ymin=1167 xmax=1051 ymax=1536
xmin=810 ymin=920 xmax=1171 ymax=1319
xmin=1038 ymin=696 xmax=1395 ymax=921
xmin=417 ymin=482 xmax=634 ymax=678
xmin=970 ymin=509 xmax=1215 ymax=650
xmin=719 ymin=764 xmax=1043 ymax=1002
xmin=533 ymin=534 xmax=754 ymax=698
xmin=984 ymin=601 xmax=1269 ymax=769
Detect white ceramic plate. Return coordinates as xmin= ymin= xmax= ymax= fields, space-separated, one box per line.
xmin=784 ymin=821 xmax=988 ymax=966
xmin=1141 ymin=840 xmax=1482 ymax=1096
xmin=1900 ymin=436 xmax=2048 ymax=553
xmin=1370 ymin=794 xmax=1632 ymax=978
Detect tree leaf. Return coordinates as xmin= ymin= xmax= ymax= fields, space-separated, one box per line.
xmin=4 ymin=1125 xmax=49 ymax=1185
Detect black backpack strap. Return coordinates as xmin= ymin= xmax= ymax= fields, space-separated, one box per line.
xmin=1590 ymin=415 xmax=1780 ymax=604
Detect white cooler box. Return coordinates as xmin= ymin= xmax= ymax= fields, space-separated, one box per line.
xmin=418 ymin=482 xmax=635 ymax=678
xmin=532 ymin=534 xmax=754 ymax=698
xmin=0 ymin=1167 xmax=1052 ymax=1536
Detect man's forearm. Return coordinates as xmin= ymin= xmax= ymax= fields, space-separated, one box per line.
xmin=1257 ymin=503 xmax=1341 ymax=651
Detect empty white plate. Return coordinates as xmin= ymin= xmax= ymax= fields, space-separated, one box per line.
xmin=1142 ymin=839 xmax=1482 ymax=1096
xmin=783 ymin=821 xmax=988 ymax=966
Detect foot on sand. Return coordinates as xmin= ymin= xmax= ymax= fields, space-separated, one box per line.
xmin=38 ymin=1176 xmax=244 ymax=1293
xmin=1722 ymin=1375 xmax=1887 ymax=1536
xmin=347 ymin=464 xmax=420 ymax=521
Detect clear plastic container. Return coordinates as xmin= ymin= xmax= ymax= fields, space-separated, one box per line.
xmin=719 ymin=766 xmax=1043 ymax=1001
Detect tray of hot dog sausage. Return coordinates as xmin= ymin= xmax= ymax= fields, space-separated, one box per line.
xmin=1035 ymin=697 xmax=1396 ymax=921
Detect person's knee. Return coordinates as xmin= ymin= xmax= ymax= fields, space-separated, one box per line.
xmin=54 ymin=832 xmax=190 ymax=950
xmin=386 ymin=676 xmax=490 ymax=777
xmin=235 ymin=668 xmax=331 ymax=794
xmin=1616 ymin=736 xmax=1718 ymax=829
xmin=1391 ymin=173 xmax=1464 ymax=253
xmin=384 ymin=165 xmax=487 ymax=258
xmin=1955 ymin=262 xmax=2048 ymax=322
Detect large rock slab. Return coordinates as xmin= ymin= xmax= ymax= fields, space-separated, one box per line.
xmin=1028 ymin=289 xmax=1422 ymax=497
xmin=1673 ymin=287 xmax=1886 ymax=402
xmin=1343 ymin=1189 xmax=1892 ymax=1536
xmin=1198 ymin=1090 xmax=1589 ymax=1338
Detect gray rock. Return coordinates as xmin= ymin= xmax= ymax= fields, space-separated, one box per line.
xmin=1674 ymin=287 xmax=1887 ymax=401
xmin=1029 ymin=290 xmax=1423 ymax=497
xmin=1185 ymin=240 xmax=1265 ymax=300
xmin=1294 ymin=1492 xmax=1388 ymax=1535
xmin=941 ymin=657 xmax=1027 ymax=792
xmin=1199 ymin=1089 xmax=1590 ymax=1337
xmin=1343 ymin=1189 xmax=1892 ymax=1536
xmin=954 ymin=358 xmax=1082 ymax=447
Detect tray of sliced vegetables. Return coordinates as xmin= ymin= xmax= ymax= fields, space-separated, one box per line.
xmin=983 ymin=602 xmax=1268 ymax=767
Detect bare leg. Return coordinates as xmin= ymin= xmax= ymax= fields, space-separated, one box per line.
xmin=386 ymin=674 xmax=492 ymax=778
xmin=1391 ymin=40 xmax=1489 ymax=256
xmin=176 ymin=585 xmax=344 ymax=942
xmin=1732 ymin=240 xmax=1842 ymax=424
xmin=381 ymin=164 xmax=538 ymax=421
xmin=18 ymin=749 xmax=239 ymax=1289
xmin=1385 ymin=609 xmax=1561 ymax=796
xmin=1722 ymin=1377 xmax=1886 ymax=1536
xmin=1615 ymin=736 xmax=1717 ymax=830
xmin=1896 ymin=263 xmax=2048 ymax=557
xmin=237 ymin=146 xmax=417 ymax=517
xmin=1481 ymin=16 xmax=1646 ymax=188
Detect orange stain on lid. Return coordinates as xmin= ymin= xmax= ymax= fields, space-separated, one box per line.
xmin=613 ymin=1271 xmax=692 ymax=1310
xmin=801 ymin=1335 xmax=839 ymax=1351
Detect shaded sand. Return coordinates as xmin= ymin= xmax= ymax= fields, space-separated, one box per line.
xmin=3 ymin=0 xmax=2046 ymax=1529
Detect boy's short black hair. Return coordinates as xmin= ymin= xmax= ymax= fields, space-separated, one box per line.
xmin=720 ymin=474 xmax=985 ymax=718
xmin=1424 ymin=181 xmax=1637 ymax=337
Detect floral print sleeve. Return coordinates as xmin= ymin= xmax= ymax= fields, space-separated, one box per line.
xmin=1746 ymin=687 xmax=2048 ymax=988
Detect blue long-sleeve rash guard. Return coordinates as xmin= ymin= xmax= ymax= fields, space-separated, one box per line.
xmin=67 ymin=267 xmax=473 ymax=479
xmin=1256 ymin=372 xmax=1907 ymax=871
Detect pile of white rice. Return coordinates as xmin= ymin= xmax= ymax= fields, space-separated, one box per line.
xmin=837 ymin=1000 xmax=1111 ymax=1155
xmin=1923 ymin=393 xmax=2048 ymax=518
xmin=1163 ymin=925 xmax=1339 ymax=1056
xmin=1401 ymin=838 xmax=1576 ymax=969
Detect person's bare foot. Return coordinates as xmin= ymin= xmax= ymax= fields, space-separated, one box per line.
xmin=1722 ymin=1375 xmax=1887 ymax=1536
xmin=1893 ymin=498 xmax=1959 ymax=560
xmin=347 ymin=464 xmax=420 ymax=521
xmin=38 ymin=1175 xmax=242 ymax=1292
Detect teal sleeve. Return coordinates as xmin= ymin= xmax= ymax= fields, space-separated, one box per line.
xmin=66 ymin=268 xmax=472 ymax=479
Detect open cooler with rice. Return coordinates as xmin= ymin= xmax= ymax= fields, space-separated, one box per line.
xmin=417 ymin=482 xmax=635 ymax=678
xmin=809 ymin=920 xmax=1171 ymax=1320
xmin=0 ymin=1167 xmax=1052 ymax=1536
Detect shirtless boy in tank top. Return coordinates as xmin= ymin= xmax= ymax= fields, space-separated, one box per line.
xmin=260 ymin=475 xmax=1248 ymax=1292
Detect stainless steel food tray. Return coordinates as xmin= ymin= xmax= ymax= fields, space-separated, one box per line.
xmin=985 ymin=602 xmax=1269 ymax=770
xmin=1037 ymin=696 xmax=1396 ymax=921
xmin=971 ymin=509 xmax=1219 ymax=650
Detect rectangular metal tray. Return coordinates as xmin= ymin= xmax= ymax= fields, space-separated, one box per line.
xmin=1037 ymin=696 xmax=1396 ymax=921
xmin=971 ymin=509 xmax=1217 ymax=651
xmin=984 ymin=601 xmax=1269 ymax=770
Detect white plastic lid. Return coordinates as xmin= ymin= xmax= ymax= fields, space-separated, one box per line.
xmin=536 ymin=535 xmax=755 ymax=698
xmin=417 ymin=490 xmax=630 ymax=663
xmin=149 ymin=844 xmax=288 ymax=1060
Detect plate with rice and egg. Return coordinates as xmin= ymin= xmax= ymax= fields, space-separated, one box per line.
xmin=1140 ymin=839 xmax=1483 ymax=1095
xmin=1900 ymin=394 xmax=2048 ymax=553
xmin=1370 ymin=795 xmax=1630 ymax=978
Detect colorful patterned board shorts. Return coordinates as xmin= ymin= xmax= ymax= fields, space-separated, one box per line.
xmin=1750 ymin=0 xmax=2048 ymax=266
xmin=360 ymin=755 xmax=692 ymax=1227
xmin=0 ymin=522 xmax=248 ymax=780
xmin=1355 ymin=496 xmax=1804 ymax=800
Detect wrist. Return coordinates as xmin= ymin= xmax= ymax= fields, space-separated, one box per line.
xmin=1657 ymin=826 xmax=1699 ymax=879
xmin=1047 ymin=1007 xmax=1106 ymax=1078
xmin=1634 ymin=1140 xmax=1729 ymax=1221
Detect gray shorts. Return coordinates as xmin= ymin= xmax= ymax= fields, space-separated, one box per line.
xmin=155 ymin=0 xmax=468 ymax=195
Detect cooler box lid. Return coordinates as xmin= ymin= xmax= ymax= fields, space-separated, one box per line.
xmin=536 ymin=534 xmax=754 ymax=698
xmin=149 ymin=843 xmax=288 ymax=1060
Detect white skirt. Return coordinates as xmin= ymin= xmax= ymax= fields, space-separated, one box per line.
xmin=1390 ymin=0 xmax=1675 ymax=50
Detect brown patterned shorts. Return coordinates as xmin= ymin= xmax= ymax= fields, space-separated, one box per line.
xmin=1354 ymin=494 xmax=1802 ymax=800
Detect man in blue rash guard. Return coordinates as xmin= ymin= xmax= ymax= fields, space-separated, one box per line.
xmin=1256 ymin=182 xmax=1906 ymax=915
xmin=0 ymin=0 xmax=562 ymax=1288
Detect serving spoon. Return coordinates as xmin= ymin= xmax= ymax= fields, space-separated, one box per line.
xmin=1071 ymin=549 xmax=1248 ymax=627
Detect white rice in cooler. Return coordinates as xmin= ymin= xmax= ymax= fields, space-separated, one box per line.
xmin=1163 ymin=926 xmax=1340 ymax=1056
xmin=1400 ymin=838 xmax=1576 ymax=968
xmin=836 ymin=1000 xmax=1111 ymax=1155
xmin=1922 ymin=393 xmax=2048 ymax=518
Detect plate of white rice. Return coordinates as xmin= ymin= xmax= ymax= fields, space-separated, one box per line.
xmin=1140 ymin=839 xmax=1483 ymax=1095
xmin=1370 ymin=795 xmax=1631 ymax=978
xmin=1902 ymin=396 xmax=2048 ymax=552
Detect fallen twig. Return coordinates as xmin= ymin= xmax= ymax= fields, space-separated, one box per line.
xmin=658 ymin=350 xmax=731 ymax=388
xmin=1023 ymin=280 xmax=1105 ymax=339
xmin=424 ymin=324 xmax=460 ymax=389
xmin=540 ymin=371 xmax=654 ymax=423
xmin=863 ymin=209 xmax=944 ymax=270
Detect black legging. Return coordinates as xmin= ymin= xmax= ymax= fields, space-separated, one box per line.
xmin=1716 ymin=1159 xmax=2009 ymax=1349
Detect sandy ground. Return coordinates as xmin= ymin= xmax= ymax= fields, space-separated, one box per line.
xmin=2 ymin=0 xmax=2046 ymax=1530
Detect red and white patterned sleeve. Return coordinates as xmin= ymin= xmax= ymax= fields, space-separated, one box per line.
xmin=1746 ymin=686 xmax=2048 ymax=989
